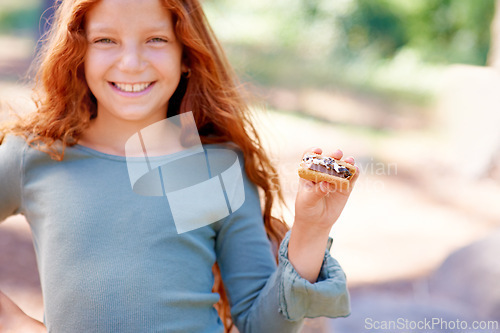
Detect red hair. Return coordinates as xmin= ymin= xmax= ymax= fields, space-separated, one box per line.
xmin=5 ymin=0 xmax=288 ymax=331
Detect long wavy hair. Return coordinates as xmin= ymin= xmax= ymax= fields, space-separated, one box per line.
xmin=5 ymin=0 xmax=289 ymax=331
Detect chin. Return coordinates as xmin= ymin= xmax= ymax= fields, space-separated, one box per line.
xmin=113 ymin=110 xmax=162 ymax=122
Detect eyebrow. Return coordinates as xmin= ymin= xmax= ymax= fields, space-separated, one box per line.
xmin=86 ymin=24 xmax=115 ymax=33
xmin=86 ymin=23 xmax=172 ymax=34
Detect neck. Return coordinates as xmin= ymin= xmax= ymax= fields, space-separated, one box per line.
xmin=79 ymin=113 xmax=178 ymax=157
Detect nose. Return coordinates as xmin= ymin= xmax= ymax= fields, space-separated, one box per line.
xmin=118 ymin=44 xmax=146 ymax=73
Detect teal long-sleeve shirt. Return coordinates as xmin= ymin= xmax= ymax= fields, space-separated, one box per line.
xmin=0 ymin=135 xmax=350 ymax=333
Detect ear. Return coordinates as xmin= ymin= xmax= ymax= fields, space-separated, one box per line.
xmin=181 ymin=50 xmax=191 ymax=71
xmin=181 ymin=55 xmax=190 ymax=73
xmin=181 ymin=62 xmax=188 ymax=73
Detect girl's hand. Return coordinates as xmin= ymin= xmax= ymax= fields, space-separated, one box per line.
xmin=0 ymin=291 xmax=46 ymax=333
xmin=288 ymin=147 xmax=359 ymax=283
xmin=294 ymin=147 xmax=359 ymax=233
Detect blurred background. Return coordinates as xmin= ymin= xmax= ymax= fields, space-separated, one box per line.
xmin=1 ymin=0 xmax=499 ymax=332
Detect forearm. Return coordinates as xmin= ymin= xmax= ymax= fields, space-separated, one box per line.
xmin=287 ymin=223 xmax=331 ymax=283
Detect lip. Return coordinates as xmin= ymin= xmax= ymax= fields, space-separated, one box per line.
xmin=109 ymin=81 xmax=155 ymax=97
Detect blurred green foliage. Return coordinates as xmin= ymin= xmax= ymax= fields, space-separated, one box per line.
xmin=0 ymin=0 xmax=495 ymax=104
xmin=336 ymin=0 xmax=495 ymax=65
xmin=0 ymin=0 xmax=41 ymax=33
xmin=336 ymin=0 xmax=408 ymax=59
xmin=205 ymin=0 xmax=496 ymax=104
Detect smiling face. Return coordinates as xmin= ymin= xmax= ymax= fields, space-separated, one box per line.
xmin=84 ymin=0 xmax=185 ymax=128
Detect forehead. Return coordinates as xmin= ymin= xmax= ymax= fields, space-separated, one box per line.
xmin=85 ymin=0 xmax=174 ymax=32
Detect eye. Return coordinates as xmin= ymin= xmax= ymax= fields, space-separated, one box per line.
xmin=148 ymin=37 xmax=168 ymax=43
xmin=94 ymin=38 xmax=114 ymax=44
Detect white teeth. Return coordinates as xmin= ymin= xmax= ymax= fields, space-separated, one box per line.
xmin=114 ymin=82 xmax=152 ymax=93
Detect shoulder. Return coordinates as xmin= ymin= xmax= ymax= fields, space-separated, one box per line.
xmin=0 ymin=135 xmax=71 ymax=168
xmin=0 ymin=134 xmax=28 ymax=163
xmin=0 ymin=134 xmax=28 ymax=149
xmin=0 ymin=135 xmax=28 ymax=197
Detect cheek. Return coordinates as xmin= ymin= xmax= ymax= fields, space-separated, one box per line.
xmin=148 ymin=49 xmax=183 ymax=78
xmin=84 ymin=52 xmax=101 ymax=86
xmin=84 ymin=50 xmax=113 ymax=82
xmin=161 ymin=60 xmax=182 ymax=79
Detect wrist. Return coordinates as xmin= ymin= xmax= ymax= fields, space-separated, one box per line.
xmin=289 ymin=222 xmax=331 ymax=256
xmin=292 ymin=218 xmax=332 ymax=240
xmin=288 ymin=224 xmax=331 ymax=283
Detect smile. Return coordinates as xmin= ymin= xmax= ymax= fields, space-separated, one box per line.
xmin=111 ymin=82 xmax=154 ymax=93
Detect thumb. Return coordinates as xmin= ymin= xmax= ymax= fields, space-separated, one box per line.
xmin=297 ymin=179 xmax=331 ymax=206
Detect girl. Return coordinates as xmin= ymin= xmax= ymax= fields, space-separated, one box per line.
xmin=0 ymin=0 xmax=359 ymax=332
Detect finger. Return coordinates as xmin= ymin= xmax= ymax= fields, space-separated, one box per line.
xmin=350 ymin=165 xmax=361 ymax=185
xmin=312 ymin=147 xmax=322 ymax=154
xmin=344 ymin=156 xmax=355 ymax=165
xmin=297 ymin=178 xmax=331 ymax=200
xmin=302 ymin=147 xmax=322 ymax=157
xmin=298 ymin=177 xmax=315 ymax=189
xmin=320 ymin=181 xmax=336 ymax=194
xmin=327 ymin=149 xmax=343 ymax=160
xmin=299 ymin=177 xmax=340 ymax=196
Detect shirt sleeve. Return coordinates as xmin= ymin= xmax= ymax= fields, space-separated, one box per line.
xmin=0 ymin=135 xmax=24 ymax=222
xmin=277 ymin=230 xmax=351 ymax=321
xmin=214 ymin=159 xmax=350 ymax=333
